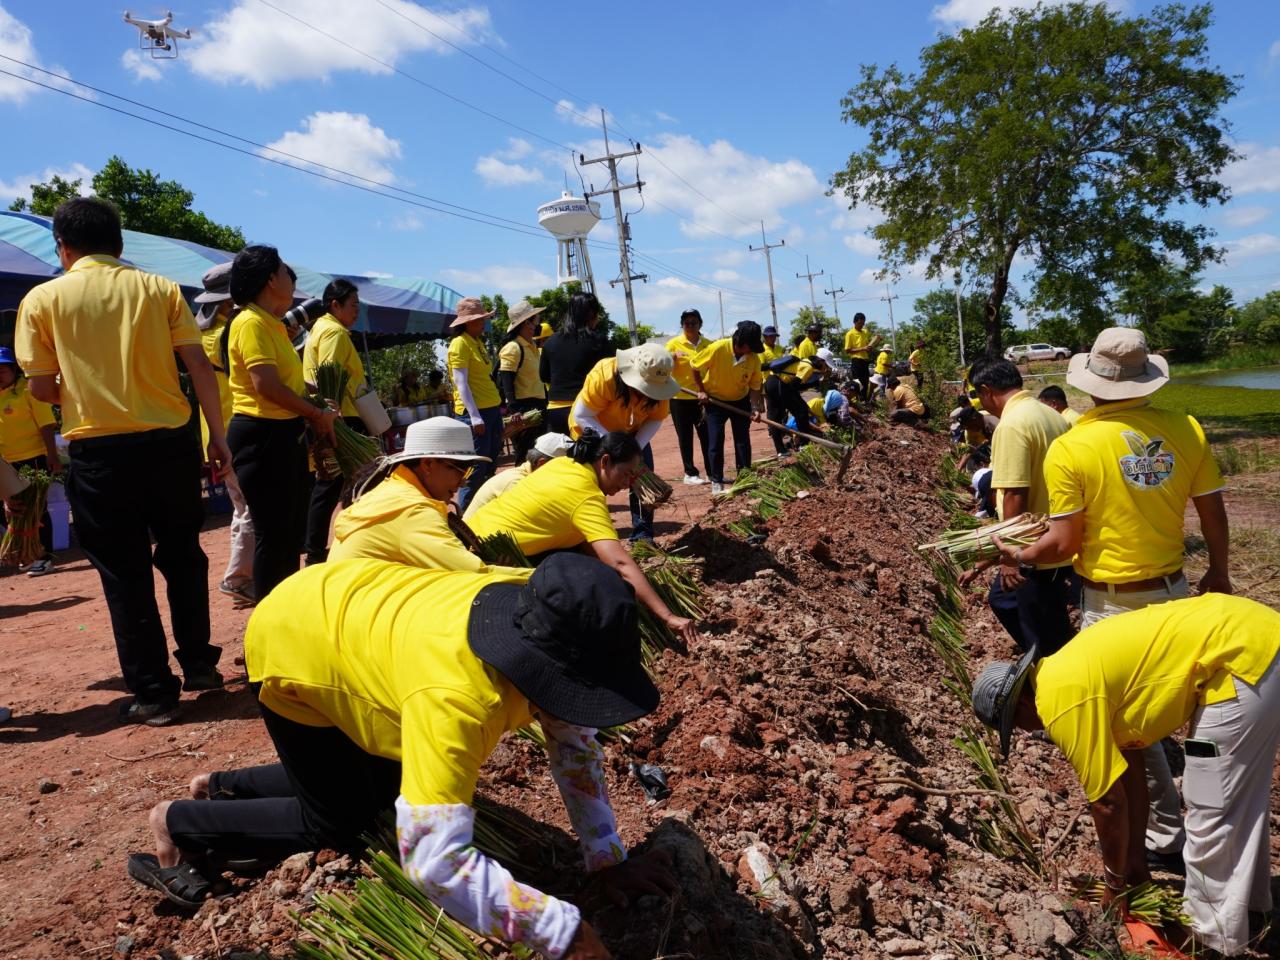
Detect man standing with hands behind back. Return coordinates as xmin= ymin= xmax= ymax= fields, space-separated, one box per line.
xmin=16 ymin=197 xmax=231 ymax=726
xmin=843 ymin=312 xmax=882 ymax=401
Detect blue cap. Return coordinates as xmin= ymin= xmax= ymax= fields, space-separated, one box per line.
xmin=0 ymin=346 xmax=16 ymax=367
xmin=763 ymin=325 xmax=778 ymax=336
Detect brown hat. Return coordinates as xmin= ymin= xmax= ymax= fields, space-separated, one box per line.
xmin=449 ymin=296 xmax=495 ymax=328
xmin=1066 ymin=328 xmax=1169 ymax=401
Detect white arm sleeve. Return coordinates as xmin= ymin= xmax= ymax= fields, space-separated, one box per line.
xmin=452 ymin=367 xmax=482 ymax=425
xmin=571 ymin=398 xmax=608 ymax=438
xmin=634 ymin=418 xmax=663 ymax=451
xmin=539 ymin=717 xmax=627 ymax=870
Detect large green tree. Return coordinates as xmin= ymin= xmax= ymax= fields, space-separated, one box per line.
xmin=831 ymin=2 xmax=1238 ymax=355
xmin=8 ymin=174 xmax=83 ymax=215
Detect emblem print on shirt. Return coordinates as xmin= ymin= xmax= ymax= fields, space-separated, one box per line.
xmin=1118 ymin=430 xmax=1175 ymax=489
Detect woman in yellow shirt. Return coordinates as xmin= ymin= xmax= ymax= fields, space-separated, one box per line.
xmin=447 ymin=297 xmax=502 ymax=512
xmin=689 ymin=321 xmax=765 ymax=494
xmin=226 ymin=245 xmax=338 ymax=601
xmin=664 ymin=309 xmax=712 ymax=484
xmin=0 ymin=347 xmax=61 ymax=574
xmin=390 ymin=369 xmax=428 ymax=407
xmin=568 ymin=341 xmax=679 ymax=542
xmin=468 ymin=429 xmax=699 ymax=645
xmin=496 ymin=299 xmax=548 ymax=463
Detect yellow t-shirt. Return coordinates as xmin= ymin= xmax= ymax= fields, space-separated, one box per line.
xmin=843 ymin=327 xmax=874 ymax=359
xmin=990 ymin=391 xmax=1070 ymax=569
xmin=806 ymin=396 xmax=826 ymax=424
xmin=0 ymin=377 xmax=56 ymax=462
xmin=1044 ymin=398 xmax=1223 ymax=583
xmin=890 ymin=382 xmax=925 ymax=416
xmin=229 ymin=302 xmax=306 ymax=420
xmin=567 ymin=357 xmax=670 ymax=438
xmin=463 ymin=462 xmax=532 ymax=521
xmin=467 ymin=456 xmax=617 ymax=556
xmin=303 ymin=314 xmax=365 ymax=417
xmin=664 ymin=332 xmax=712 ymax=395
xmin=198 ymin=319 xmax=233 ymax=458
xmin=1035 ymin=594 xmax=1280 ymax=802
xmin=794 ymin=337 xmax=818 ymax=360
xmin=329 ymin=466 xmax=488 ymax=573
xmin=908 ymin=349 xmax=923 ymax=371
xmin=691 ymin=338 xmax=762 ymax=402
xmin=497 ymin=337 xmax=545 ymax=401
xmin=1062 ymin=407 xmax=1082 ymax=427
xmin=448 ymin=333 xmax=500 ymax=414
xmin=245 ymin=559 xmax=534 ymax=806
xmin=875 ymin=351 xmax=892 ymax=376
xmin=16 ymin=255 xmax=199 ymax=440
xmin=391 ymin=382 xmax=429 ymax=407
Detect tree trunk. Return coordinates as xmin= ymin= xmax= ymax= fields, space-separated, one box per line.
xmin=984 ymin=262 xmax=1011 ymax=355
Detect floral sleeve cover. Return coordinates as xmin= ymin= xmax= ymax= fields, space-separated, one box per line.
xmin=395 ymin=798 xmax=580 ymax=957
xmin=539 ymin=717 xmax=628 ymax=871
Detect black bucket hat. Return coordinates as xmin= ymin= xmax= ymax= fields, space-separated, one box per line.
xmin=972 ymin=644 xmax=1039 ymax=757
xmin=735 ymin=320 xmax=765 ymax=354
xmin=468 ymin=553 xmax=659 ymax=728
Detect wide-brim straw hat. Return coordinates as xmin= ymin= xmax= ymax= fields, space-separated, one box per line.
xmin=449 ymin=296 xmax=495 ymax=328
xmin=468 ymin=553 xmax=659 ymax=728
xmin=1066 ymin=327 xmax=1169 ymax=401
xmin=193 ymin=262 xmax=233 ymax=304
xmin=381 ymin=416 xmax=491 ymax=467
xmin=972 ymin=645 xmax=1038 ymax=758
xmin=508 ymin=299 xmax=546 ymax=328
xmin=616 ymin=341 xmax=681 ymax=401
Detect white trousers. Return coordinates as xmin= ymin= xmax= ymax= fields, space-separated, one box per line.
xmin=1182 ymin=652 xmax=1280 ymax=956
xmin=1081 ymin=579 xmax=1188 ymax=854
xmin=222 ymin=468 xmax=255 ymax=584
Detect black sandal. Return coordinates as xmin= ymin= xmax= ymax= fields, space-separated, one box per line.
xmin=127 ymin=853 xmax=213 ymax=908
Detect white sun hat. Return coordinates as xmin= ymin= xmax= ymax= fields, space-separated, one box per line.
xmin=533 ymin=432 xmax=573 ymax=458
xmin=1066 ymin=327 xmax=1169 ymax=401
xmin=616 ymin=341 xmax=681 ymax=401
xmin=384 ymin=417 xmax=490 ymax=466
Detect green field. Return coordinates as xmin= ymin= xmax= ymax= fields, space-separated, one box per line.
xmin=1149 ymin=382 xmax=1280 ymax=443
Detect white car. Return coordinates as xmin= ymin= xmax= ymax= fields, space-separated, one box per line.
xmin=1005 ymin=342 xmax=1071 ymax=363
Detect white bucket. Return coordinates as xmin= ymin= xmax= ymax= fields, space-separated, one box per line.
xmin=47 ymin=482 xmax=70 ymax=551
xmin=354 ymin=390 xmax=391 ymax=436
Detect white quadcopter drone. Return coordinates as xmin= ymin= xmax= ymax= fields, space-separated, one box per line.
xmin=123 ymin=10 xmax=191 ymax=59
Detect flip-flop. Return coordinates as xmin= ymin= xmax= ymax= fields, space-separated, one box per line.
xmin=127 ymin=853 xmax=213 ymax=909
xmin=1123 ymin=919 xmax=1192 ymax=959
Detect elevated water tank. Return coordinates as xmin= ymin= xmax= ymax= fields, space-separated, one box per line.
xmin=537 ymin=193 xmax=600 ymax=291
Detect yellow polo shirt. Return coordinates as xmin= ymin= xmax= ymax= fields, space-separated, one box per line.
xmin=1062 ymin=407 xmax=1081 ymax=427
xmin=760 ymin=342 xmax=785 ymax=372
xmin=1034 ymin=594 xmax=1280 ymax=802
xmin=467 ymin=456 xmax=617 ymax=556
xmin=497 ymin=337 xmax=544 ymax=401
xmin=908 ymin=349 xmax=922 ymax=371
xmin=990 ymin=391 xmax=1071 ymax=569
xmin=806 ymin=396 xmax=826 ymax=424
xmin=463 ymin=462 xmax=532 ymax=521
xmin=1044 ymin=398 xmax=1223 ymax=583
xmin=664 ymin=332 xmax=711 ymax=396
xmin=16 ymin=255 xmax=199 ymax=440
xmin=691 ymin=338 xmax=762 ymax=402
xmin=0 ymin=377 xmax=56 ymax=463
xmin=245 ymin=559 xmax=534 ymax=806
xmin=229 ymin=303 xmax=306 ymax=420
xmin=448 ymin=332 xmax=500 ymax=414
xmin=329 ymin=466 xmax=488 ymax=573
xmin=774 ymin=357 xmax=821 ymax=387
xmin=794 ymin=337 xmax=818 ymax=360
xmin=303 ymin=314 xmax=365 ymax=417
xmin=875 ymin=351 xmax=892 ymax=376
xmin=567 ymin=357 xmax=669 ymax=438
xmin=198 ymin=319 xmax=233 ymax=458
xmin=843 ymin=327 xmax=874 ymax=359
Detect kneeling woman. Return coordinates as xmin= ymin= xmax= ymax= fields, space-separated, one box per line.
xmin=468 ymin=430 xmax=699 ymax=646
xmin=129 ymin=554 xmax=674 ymax=958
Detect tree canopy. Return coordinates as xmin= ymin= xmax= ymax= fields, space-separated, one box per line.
xmin=8 ymin=156 xmax=246 ymax=251
xmin=831 ymin=2 xmax=1238 ymax=354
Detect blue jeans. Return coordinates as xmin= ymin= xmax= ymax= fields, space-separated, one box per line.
xmin=456 ymin=407 xmax=503 ymax=512
xmin=628 ymin=444 xmax=655 ymax=541
xmin=987 ymin=566 xmax=1075 ymax=657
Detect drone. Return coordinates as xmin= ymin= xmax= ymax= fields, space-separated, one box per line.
xmin=123 ymin=10 xmax=191 ymax=59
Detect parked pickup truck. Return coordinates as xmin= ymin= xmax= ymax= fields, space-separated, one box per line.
xmin=1004 ymin=342 xmax=1071 ymax=363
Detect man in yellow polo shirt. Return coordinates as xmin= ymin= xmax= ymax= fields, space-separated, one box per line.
xmin=972 ymin=594 xmax=1279 ymax=957
xmin=1037 ymin=384 xmax=1082 ymax=426
xmin=760 ymin=325 xmax=785 ymax=367
xmin=994 ymin=327 xmax=1231 ymax=872
xmin=664 ymin=308 xmax=712 ymax=485
xmin=690 ymin=321 xmax=765 ymax=494
xmin=795 ymin=321 xmax=822 ymax=360
xmin=0 ymin=345 xmax=61 ymax=574
xmin=16 ymin=198 xmax=231 ymax=725
xmin=842 ymin=312 xmax=882 ymax=401
xmin=447 ymin=297 xmax=502 ymax=511
xmin=496 ymin=299 xmax=548 ymax=463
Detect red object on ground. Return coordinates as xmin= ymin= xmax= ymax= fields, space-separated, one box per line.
xmin=1124 ymin=919 xmax=1192 ymax=959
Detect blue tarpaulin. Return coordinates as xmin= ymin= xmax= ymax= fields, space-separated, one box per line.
xmin=0 ymin=212 xmax=462 ymax=343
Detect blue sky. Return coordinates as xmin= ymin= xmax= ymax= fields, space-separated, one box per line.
xmin=2 ymin=0 xmax=1278 ymax=338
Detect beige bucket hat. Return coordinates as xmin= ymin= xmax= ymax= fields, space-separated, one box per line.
xmin=508 ymin=299 xmax=546 ymax=327
xmin=616 ymin=341 xmax=681 ymax=401
xmin=1067 ymin=327 xmax=1169 ymax=401
xmin=383 ymin=417 xmax=491 ymax=466
xmin=449 ymin=297 xmax=496 ymax=328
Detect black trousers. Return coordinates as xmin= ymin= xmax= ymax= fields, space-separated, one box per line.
xmin=849 ymin=358 xmax=871 ymax=401
xmin=668 ymin=398 xmax=709 ymax=478
xmin=65 ymin=427 xmax=217 ymax=704
xmin=988 ymin=566 xmax=1076 ymax=657
xmin=705 ymin=395 xmax=752 ymax=483
xmin=890 ymin=408 xmax=923 ymax=426
xmin=228 ymin=415 xmax=309 ymax=601
xmin=764 ymin=378 xmax=817 ymax=454
xmin=544 ymin=405 xmax=572 ymax=436
xmin=11 ymin=454 xmax=53 ymax=555
xmin=166 ymin=695 xmax=400 ymax=862
xmin=303 ymin=416 xmax=365 ymax=563
xmin=509 ymin=397 xmax=547 ymax=463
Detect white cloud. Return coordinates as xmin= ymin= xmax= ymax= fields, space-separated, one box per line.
xmin=1225 ymin=233 xmax=1280 ymax=260
xmin=361 ymin=269 xmax=394 ymax=279
xmin=1224 ymin=143 xmax=1280 ymax=195
xmin=439 ymin=264 xmax=556 ymax=300
xmin=187 ymin=1 xmax=494 ymax=88
xmin=655 ymin=110 xmax=679 ymax=125
xmin=931 ymin=0 xmax=1125 ymax=28
xmin=120 ymin=49 xmax=162 ymax=83
xmin=712 ymin=269 xmax=743 ymax=283
xmin=1222 ymin=205 xmax=1270 ymax=228
xmin=1270 ymin=39 xmax=1280 ymax=63
xmin=555 ymin=99 xmax=611 ymax=129
xmin=390 ymin=213 xmax=424 ymax=232
xmin=264 ymin=112 xmax=402 ymax=185
xmin=843 ymin=233 xmax=881 ymax=256
xmin=0 ymin=162 xmax=94 ymax=203
xmin=475 ymin=138 xmax=545 ymax=187
xmin=0 ymin=7 xmax=81 ymax=104
xmin=713 ymin=249 xmax=748 ymax=268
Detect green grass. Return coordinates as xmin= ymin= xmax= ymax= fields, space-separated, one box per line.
xmin=1149 ymin=382 xmax=1280 ymax=443
xmin=1166 ymin=343 xmax=1280 ymax=377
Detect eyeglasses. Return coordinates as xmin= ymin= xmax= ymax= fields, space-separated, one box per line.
xmin=434 ymin=459 xmax=474 ymax=482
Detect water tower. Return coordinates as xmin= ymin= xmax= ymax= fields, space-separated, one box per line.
xmin=537 ymin=192 xmax=601 ymax=292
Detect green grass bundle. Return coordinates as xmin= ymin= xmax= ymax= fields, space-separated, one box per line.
xmin=476 ymin=531 xmax=532 ymax=568
xmin=0 ymin=467 xmax=52 ymax=567
xmin=311 ymin=362 xmax=382 ymax=478
xmin=1071 ymin=879 xmax=1191 ymax=927
xmin=502 ymin=408 xmax=542 ymax=439
xmin=631 ymin=470 xmax=673 ymax=507
xmin=918 ymin=513 xmax=1049 ymax=569
xmin=631 ymin=541 xmax=705 ymax=662
xmin=314 ymin=361 xmax=351 ymax=409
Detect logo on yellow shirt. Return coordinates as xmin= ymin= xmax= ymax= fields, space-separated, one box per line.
xmin=1119 ymin=430 xmax=1175 ymax=489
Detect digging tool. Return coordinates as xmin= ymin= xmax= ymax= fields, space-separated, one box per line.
xmin=678 ymin=387 xmax=855 ymax=483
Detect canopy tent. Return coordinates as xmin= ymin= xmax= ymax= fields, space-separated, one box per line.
xmin=0 ymin=212 xmax=463 ymax=346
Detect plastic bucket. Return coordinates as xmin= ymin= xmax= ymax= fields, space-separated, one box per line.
xmin=355 ymin=391 xmax=391 ymax=436
xmin=47 ymin=482 xmax=71 ymax=550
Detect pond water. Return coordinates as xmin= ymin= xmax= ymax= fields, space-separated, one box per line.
xmin=1176 ymin=366 xmax=1280 ymax=390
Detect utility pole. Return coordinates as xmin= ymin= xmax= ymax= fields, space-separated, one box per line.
xmin=954 ymin=272 xmax=966 ymax=369
xmin=581 ymin=110 xmax=646 ymax=345
xmin=796 ymin=254 xmax=824 ymax=313
xmin=749 ymin=221 xmax=784 ymax=330
xmin=717 ymin=290 xmax=725 ymax=338
xmin=881 ymin=284 xmax=899 ymax=355
xmin=823 ymin=277 xmax=845 ymax=323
